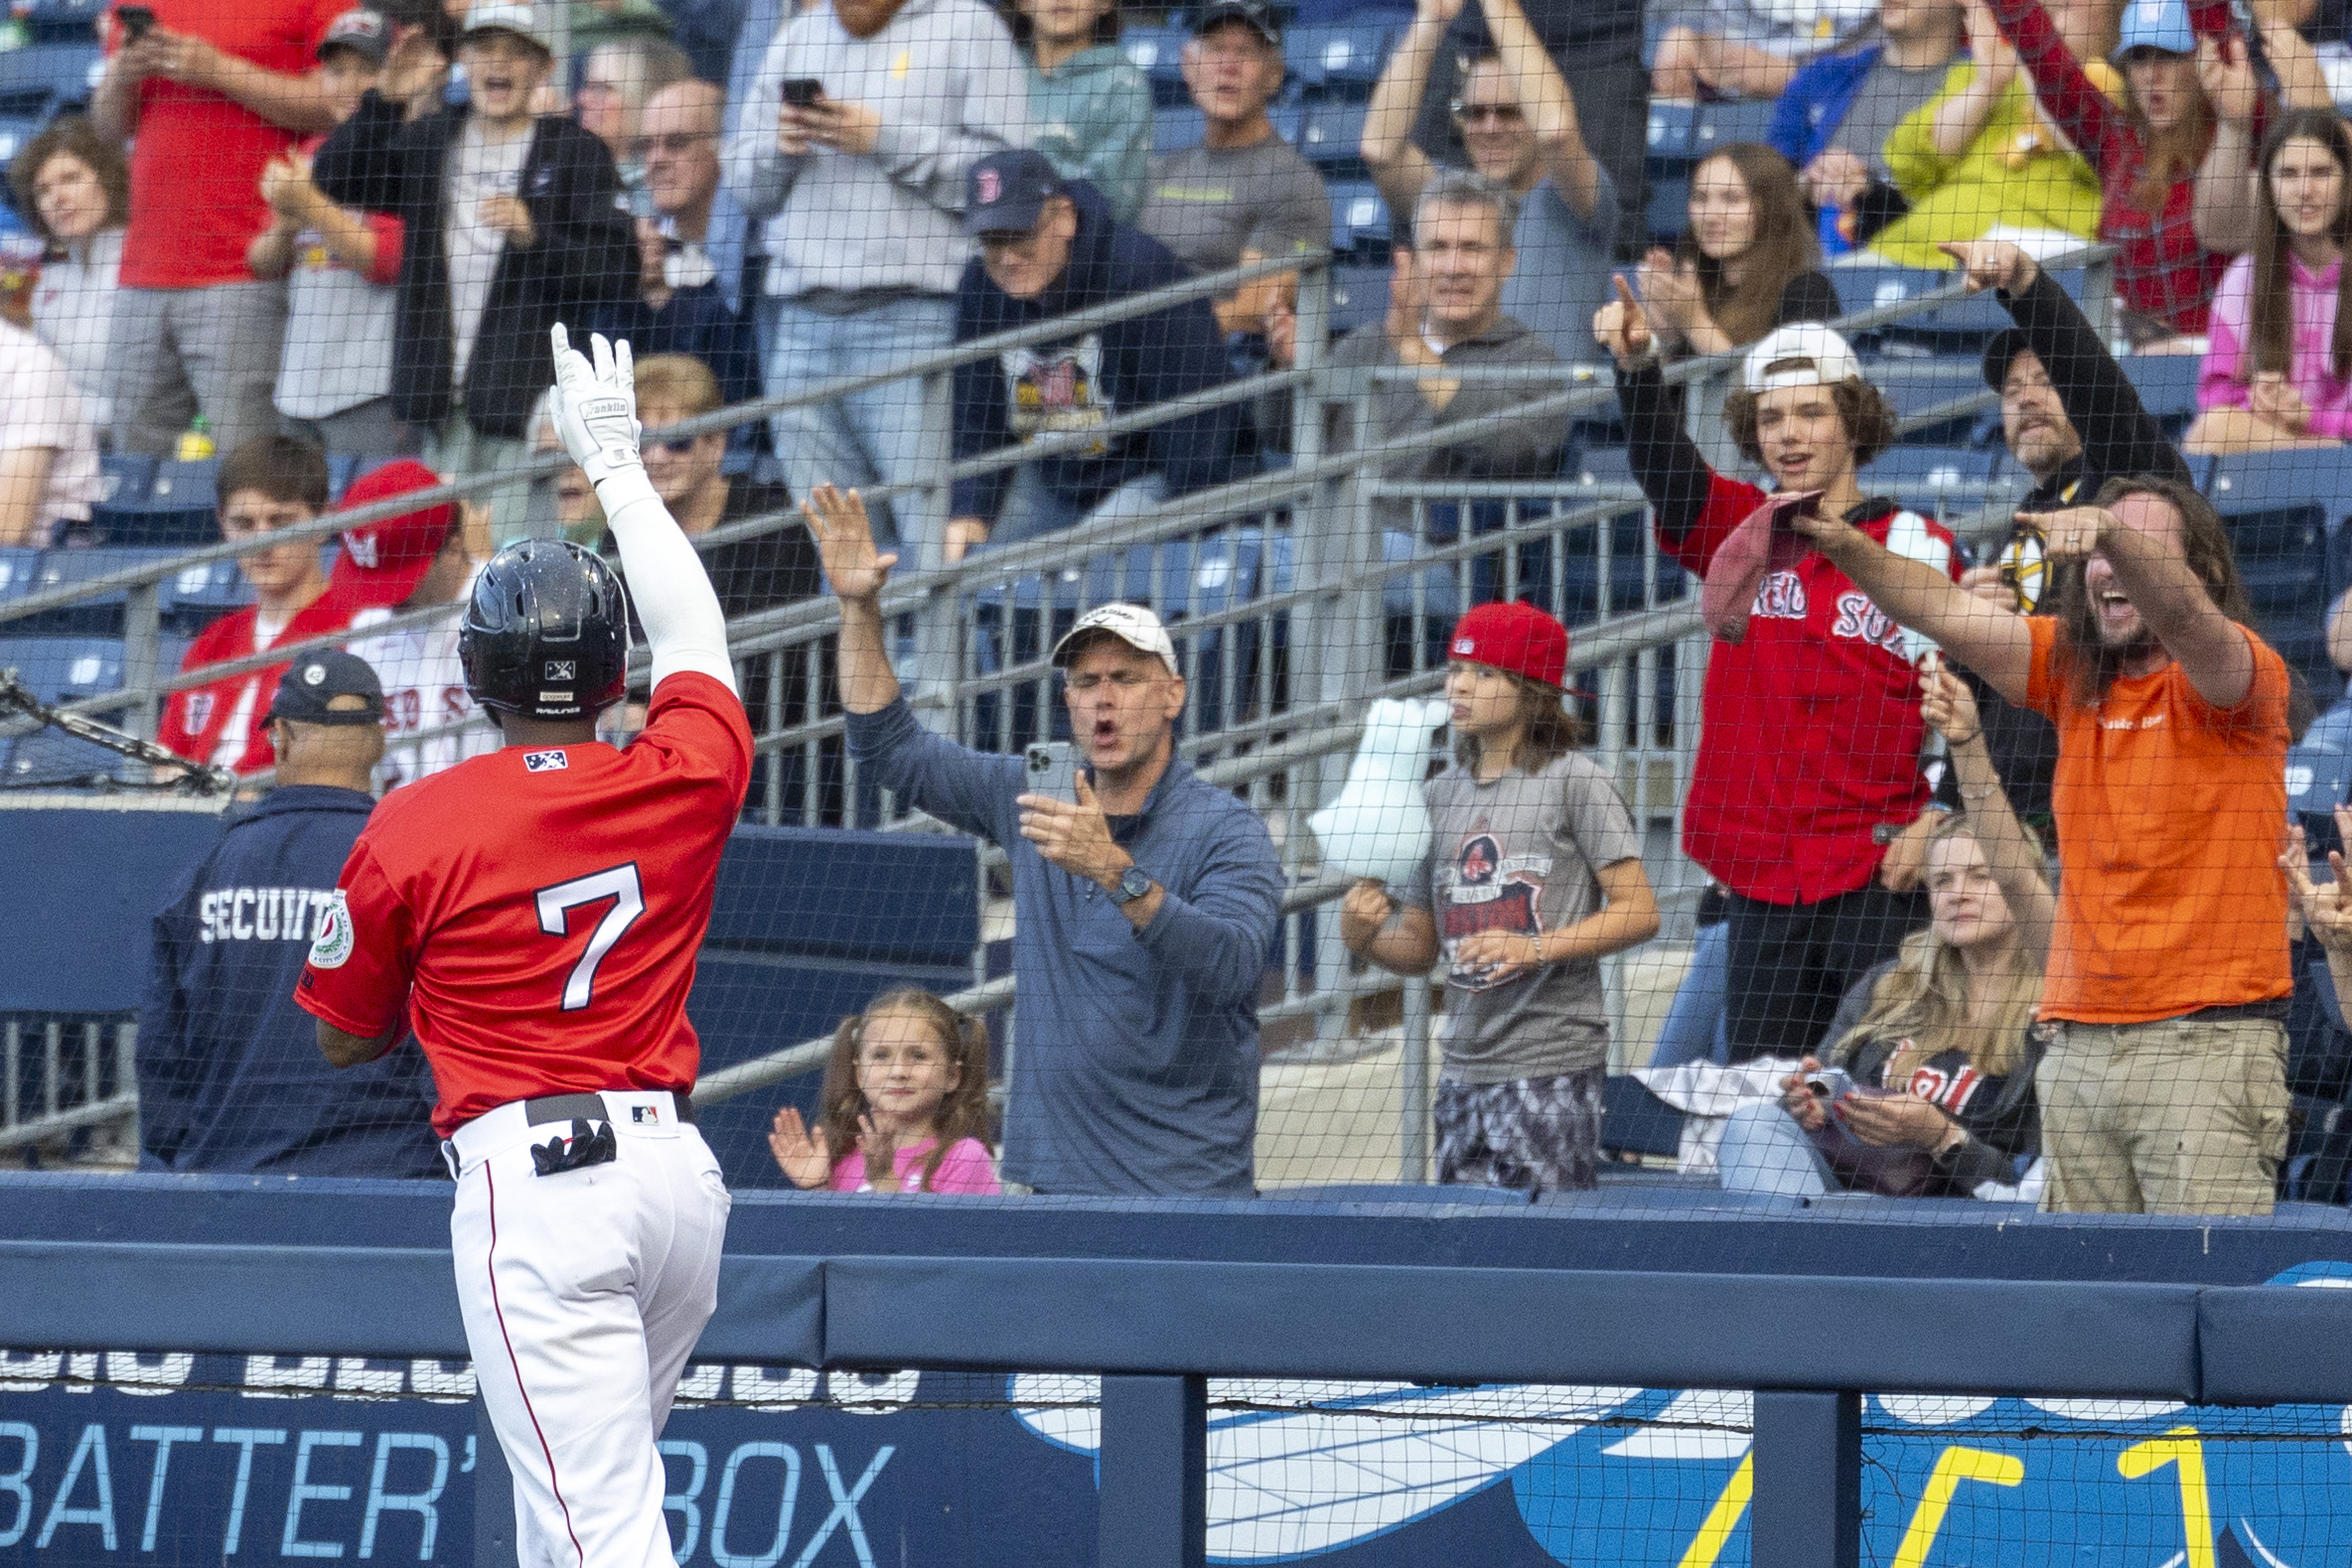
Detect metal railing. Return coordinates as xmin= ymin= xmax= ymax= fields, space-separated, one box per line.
xmin=0 ymin=243 xmax=2118 ymax=1176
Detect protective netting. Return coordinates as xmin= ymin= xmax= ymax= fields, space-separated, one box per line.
xmin=4 ymin=0 xmax=2352 ymax=1212
xmin=5 ymin=1356 xmax=2352 ymax=1564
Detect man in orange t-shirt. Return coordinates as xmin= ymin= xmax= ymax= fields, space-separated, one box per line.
xmin=1797 ymin=473 xmax=2292 ymax=1215
xmin=89 ymin=0 xmax=345 ymax=456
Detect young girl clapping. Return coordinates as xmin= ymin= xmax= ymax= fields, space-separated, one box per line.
xmin=769 ymin=989 xmax=1001 ymax=1195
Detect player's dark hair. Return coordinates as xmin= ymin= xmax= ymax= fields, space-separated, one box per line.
xmin=1723 ymin=378 xmax=1895 ymax=469
xmin=218 ymin=435 xmax=331 ymax=514
xmin=816 ymin=988 xmax=995 ymax=1193
xmin=1452 ymin=666 xmax=1589 ymax=774
xmin=2046 ymin=475 xmax=2255 ymax=707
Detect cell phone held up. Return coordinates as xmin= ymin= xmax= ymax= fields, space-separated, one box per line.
xmin=780 ymin=77 xmax=824 ymax=108
xmin=117 ymin=5 xmax=156 ymax=42
xmin=1024 ymin=741 xmax=1078 ymax=805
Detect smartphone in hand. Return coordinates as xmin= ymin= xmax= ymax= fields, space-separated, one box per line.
xmin=1024 ymin=741 xmax=1078 ymax=804
xmin=781 ymin=77 xmax=824 ymax=107
xmin=118 ymin=5 xmax=156 ymax=41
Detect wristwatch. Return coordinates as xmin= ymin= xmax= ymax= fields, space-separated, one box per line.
xmin=1113 ymin=866 xmax=1153 ymax=905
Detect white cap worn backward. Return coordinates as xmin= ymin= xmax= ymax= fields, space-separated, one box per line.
xmin=1051 ymin=603 xmax=1181 ymax=678
xmin=1742 ymin=323 xmax=1863 ymax=394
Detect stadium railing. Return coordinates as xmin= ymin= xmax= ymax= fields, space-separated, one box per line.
xmin=0 ymin=245 xmax=2115 ymax=1173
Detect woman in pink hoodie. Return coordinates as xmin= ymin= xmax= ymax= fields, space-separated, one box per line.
xmin=2189 ymin=107 xmax=2352 ymax=453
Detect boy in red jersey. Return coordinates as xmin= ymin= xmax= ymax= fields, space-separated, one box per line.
xmin=1594 ymin=290 xmax=1961 ymax=1061
xmin=298 ymin=325 xmax=750 ymax=1567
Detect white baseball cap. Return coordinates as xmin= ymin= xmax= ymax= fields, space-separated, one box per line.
xmin=1051 ymin=603 xmax=1180 ymax=678
xmin=461 ymin=0 xmax=554 ymax=54
xmin=1742 ymin=324 xmax=1863 ymax=394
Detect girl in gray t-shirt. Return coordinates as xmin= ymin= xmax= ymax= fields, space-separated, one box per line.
xmin=1338 ymin=601 xmax=1659 ymax=1192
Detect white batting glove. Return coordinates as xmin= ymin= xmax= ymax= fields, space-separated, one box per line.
xmin=550 ymin=323 xmax=643 ymax=489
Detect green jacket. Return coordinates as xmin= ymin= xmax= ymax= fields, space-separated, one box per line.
xmin=1027 ymin=45 xmax=1154 ymax=224
xmin=1871 ymin=64 xmax=2101 ymax=270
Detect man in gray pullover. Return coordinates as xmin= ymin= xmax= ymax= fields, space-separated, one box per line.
xmin=727 ymin=0 xmax=1028 ymax=558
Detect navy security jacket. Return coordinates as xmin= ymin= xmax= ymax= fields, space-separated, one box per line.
xmin=950 ymin=180 xmax=1244 ymax=523
xmin=136 ymin=785 xmax=443 ymax=1178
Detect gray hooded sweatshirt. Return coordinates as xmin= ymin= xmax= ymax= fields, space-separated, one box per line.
xmin=727 ymin=0 xmax=1030 ymax=302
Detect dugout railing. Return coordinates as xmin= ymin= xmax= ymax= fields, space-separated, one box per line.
xmin=0 ymin=247 xmax=2109 ymax=1169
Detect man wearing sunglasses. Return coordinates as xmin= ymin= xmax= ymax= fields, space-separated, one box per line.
xmin=1361 ymin=0 xmax=1617 ymax=362
xmin=586 ymin=78 xmax=760 ymax=408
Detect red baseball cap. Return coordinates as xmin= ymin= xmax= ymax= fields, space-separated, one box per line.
xmin=1447 ymin=601 xmax=1569 ymax=689
xmin=331 ymin=461 xmax=458 ymax=610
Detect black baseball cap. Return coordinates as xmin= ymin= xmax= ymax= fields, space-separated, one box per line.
xmin=267 ymin=650 xmax=386 ymax=727
xmin=964 ymin=149 xmax=1062 ymax=237
xmin=1193 ymin=0 xmax=1281 ymax=47
xmin=319 ymin=8 xmax=391 ymax=67
xmin=1982 ymin=328 xmax=2032 ymax=393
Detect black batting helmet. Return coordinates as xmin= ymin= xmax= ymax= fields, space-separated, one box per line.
xmin=459 ymin=539 xmax=631 ymax=721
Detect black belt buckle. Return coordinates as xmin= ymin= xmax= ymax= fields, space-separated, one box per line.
xmin=531 ymin=1117 xmax=617 ymax=1176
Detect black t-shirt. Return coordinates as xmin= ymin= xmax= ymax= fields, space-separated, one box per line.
xmin=700 ymin=481 xmax=818 ymax=621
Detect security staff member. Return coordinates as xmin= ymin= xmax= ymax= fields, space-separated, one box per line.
xmin=136 ymin=650 xmax=442 ymax=1176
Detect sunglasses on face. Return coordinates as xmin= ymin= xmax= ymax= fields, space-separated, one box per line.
xmin=629 ymin=131 xmax=716 ymax=159
xmin=1450 ymin=101 xmax=1525 ymax=126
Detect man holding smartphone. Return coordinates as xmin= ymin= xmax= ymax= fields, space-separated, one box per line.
xmin=1592 ymin=304 xmax=1964 ymax=1062
xmin=90 ymin=0 xmax=346 ymax=458
xmin=805 ymin=483 xmax=1284 ymax=1197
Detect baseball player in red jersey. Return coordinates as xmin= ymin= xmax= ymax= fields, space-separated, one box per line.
xmin=297 ymin=326 xmax=750 ymax=1568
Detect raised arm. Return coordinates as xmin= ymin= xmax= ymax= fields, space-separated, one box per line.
xmin=1484 ymin=0 xmax=1603 ymax=221
xmin=2284 ymin=811 xmax=2352 ymax=1015
xmin=1795 ymin=510 xmax=2037 ymax=701
xmin=1921 ymin=661 xmax=2054 ymax=960
xmin=1989 ymin=0 xmax=2131 ymax=173
xmin=805 ymin=483 xmax=903 ymax=715
xmin=1927 ymin=7 xmax=2018 ymax=160
xmin=1360 ymin=0 xmax=1456 ymax=217
xmin=548 ymin=326 xmax=737 ymax=695
xmin=2027 ymin=501 xmax=2254 ymax=706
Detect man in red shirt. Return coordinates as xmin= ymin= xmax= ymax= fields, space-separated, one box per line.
xmin=300 ymin=327 xmax=750 ymax=1566
xmin=158 ymin=435 xmax=362 ymax=775
xmin=1595 ymin=299 xmax=1959 ymax=1060
xmin=90 ymin=0 xmax=344 ymax=456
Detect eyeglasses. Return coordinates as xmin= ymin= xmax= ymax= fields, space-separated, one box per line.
xmin=629 ymin=131 xmax=716 ymax=159
xmin=1450 ymin=100 xmax=1526 ymax=126
xmin=1066 ymin=669 xmax=1160 ymax=693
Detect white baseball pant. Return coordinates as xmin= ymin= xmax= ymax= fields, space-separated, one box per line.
xmin=447 ymin=1090 xmax=731 ymax=1568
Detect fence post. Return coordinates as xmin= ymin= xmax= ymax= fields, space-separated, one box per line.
xmin=1399 ymin=976 xmax=1430 ymax=1182
xmin=122 ymin=582 xmax=162 ymax=745
xmin=1751 ymin=1389 xmax=1861 ymax=1568
xmin=1099 ymin=1373 xmax=1207 ymax=1568
xmin=909 ymin=366 xmax=961 ymax=734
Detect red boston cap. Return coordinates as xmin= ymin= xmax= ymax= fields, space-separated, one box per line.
xmin=331 ymin=461 xmax=458 ymax=611
xmin=1447 ymin=600 xmax=1569 ymax=689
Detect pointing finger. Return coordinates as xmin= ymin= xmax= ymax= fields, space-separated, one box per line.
xmin=1613 ymin=273 xmax=1637 ymax=310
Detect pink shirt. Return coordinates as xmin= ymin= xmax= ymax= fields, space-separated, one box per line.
xmin=2198 ymin=252 xmax=2352 ymax=438
xmin=827 ymin=1136 xmax=1000 ymax=1195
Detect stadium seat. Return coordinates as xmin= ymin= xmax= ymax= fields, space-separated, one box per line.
xmin=1866 ymin=354 xmax=1997 ymax=445
xmin=0 ymin=636 xmax=123 ymax=705
xmin=17 ymin=0 xmax=105 ymax=46
xmin=2207 ymin=450 xmax=2347 ymax=700
xmin=1123 ymin=23 xmax=1195 ymax=107
xmin=0 ymin=546 xmax=38 ymax=607
xmin=0 ymin=41 xmax=99 ymax=119
xmin=1690 ymin=97 xmax=1776 ymax=157
xmin=0 ymin=729 xmax=133 ymax=789
xmin=95 ymin=454 xmax=154 ymax=510
xmin=1644 ymin=174 xmax=1690 ymax=245
xmin=1867 ymin=444 xmax=2006 ymax=522
xmin=1327 ymin=262 xmax=1392 ymax=337
xmin=1835 ymin=266 xmax=2010 ymax=349
xmin=1285 ymin=16 xmax=1405 ymax=94
xmin=2121 ymin=352 xmax=2201 ymax=434
xmin=1297 ymin=97 xmax=1368 ymax=177
xmin=1267 ymin=98 xmax=1304 ymax=147
xmin=81 ymin=460 xmax=218 ymax=550
xmin=1327 ymin=181 xmax=1391 ymax=259
xmin=1647 ymin=100 xmax=1698 ymax=171
xmin=146 ymin=457 xmax=219 ymax=512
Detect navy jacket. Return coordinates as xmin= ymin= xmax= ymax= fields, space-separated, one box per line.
xmin=136 ymin=786 xmax=443 ymax=1178
xmin=951 ymin=181 xmax=1244 ymax=522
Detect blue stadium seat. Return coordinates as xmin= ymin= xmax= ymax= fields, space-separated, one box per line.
xmin=1835 ymin=266 xmax=2010 ymax=347
xmin=0 ymin=729 xmax=132 ymax=789
xmin=1690 ymin=97 xmax=1776 ymax=157
xmin=0 ymin=546 xmax=39 ymax=607
xmin=1867 ymin=444 xmax=2007 ymax=522
xmin=17 ymin=0 xmax=104 ymax=45
xmin=1285 ymin=17 xmax=1405 ymax=94
xmin=146 ymin=457 xmax=219 ymax=512
xmin=0 ymin=41 xmax=99 ymax=117
xmin=2121 ymin=352 xmax=2201 ymax=433
xmin=1328 ymin=261 xmax=1392 ymax=336
xmin=1867 ymin=354 xmax=1998 ymax=444
xmin=1123 ymin=23 xmax=1194 ymax=107
xmin=1644 ymin=173 xmax=1690 ymax=244
xmin=95 ymin=454 xmax=154 ymax=510
xmin=0 ymin=636 xmax=123 ymax=704
xmin=1152 ymin=102 xmax=1206 ymax=154
xmin=1328 ymin=181 xmax=1391 ymax=258
xmin=0 ymin=117 xmax=40 ymax=172
xmin=1647 ymin=100 xmax=1698 ymax=171
xmin=85 ymin=459 xmax=219 ymax=547
xmin=1297 ymin=97 xmax=1368 ymax=175
xmin=2207 ymin=450 xmax=2347 ymax=703
xmin=1267 ymin=98 xmax=1304 ymax=147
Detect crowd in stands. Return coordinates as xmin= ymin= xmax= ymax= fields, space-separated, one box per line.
xmin=12 ymin=0 xmax=2352 ymax=1220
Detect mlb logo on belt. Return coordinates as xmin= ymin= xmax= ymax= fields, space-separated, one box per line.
xmin=523 ymin=750 xmax=569 ymax=773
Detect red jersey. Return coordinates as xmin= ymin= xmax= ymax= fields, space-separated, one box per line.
xmin=296 ymin=673 xmax=752 ymax=1137
xmin=108 ymin=0 xmax=344 ymax=289
xmin=1660 ymin=475 xmax=1959 ymax=906
xmin=157 ymin=591 xmax=364 ymax=775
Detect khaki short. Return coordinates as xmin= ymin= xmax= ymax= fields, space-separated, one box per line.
xmin=2035 ymin=1016 xmax=2289 ymax=1216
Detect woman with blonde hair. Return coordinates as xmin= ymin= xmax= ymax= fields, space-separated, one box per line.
xmin=1717 ymin=662 xmax=2056 ymax=1198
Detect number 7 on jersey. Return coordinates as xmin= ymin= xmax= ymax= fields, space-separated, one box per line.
xmin=535 ymin=865 xmax=646 ymax=1011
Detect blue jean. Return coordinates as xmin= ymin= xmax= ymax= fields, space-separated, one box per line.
xmin=1650 ymin=921 xmax=1732 ymax=1068
xmin=760 ymin=295 xmax=955 ymax=553
xmin=1716 ymin=1101 xmax=1836 ymax=1198
xmin=983 ymin=467 xmax=1170 ymax=550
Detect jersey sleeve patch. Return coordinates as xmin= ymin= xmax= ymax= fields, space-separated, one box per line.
xmin=307 ymin=890 xmax=356 ymax=969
